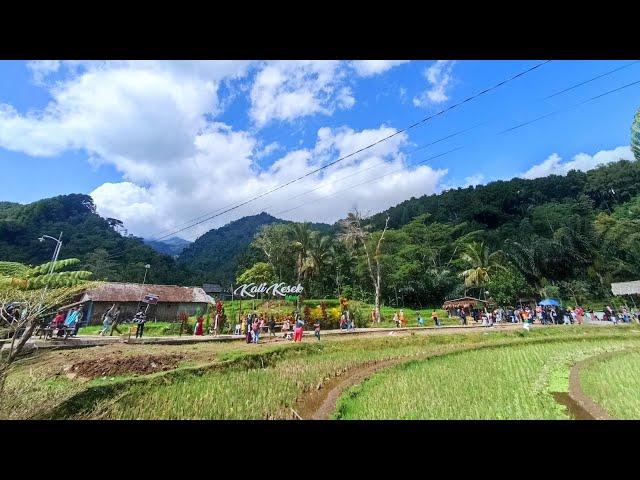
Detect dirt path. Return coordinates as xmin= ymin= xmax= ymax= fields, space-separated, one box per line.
xmin=294 ymin=357 xmax=407 ymax=420
xmin=294 ymin=336 xmax=638 ymax=420
xmin=293 ymin=325 xmax=527 ymax=420
xmin=566 ymin=351 xmax=627 ymax=420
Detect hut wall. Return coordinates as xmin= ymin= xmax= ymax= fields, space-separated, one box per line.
xmin=88 ymin=301 xmax=209 ymax=325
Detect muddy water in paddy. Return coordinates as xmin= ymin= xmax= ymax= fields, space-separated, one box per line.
xmin=551 ymin=392 xmax=594 ymax=420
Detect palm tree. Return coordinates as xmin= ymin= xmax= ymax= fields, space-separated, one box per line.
xmin=338 ymin=210 xmax=390 ymax=322
xmin=303 ymin=233 xmax=332 ymax=295
xmin=459 ymin=242 xmax=507 ymax=298
xmin=291 ymin=223 xmax=313 ymax=284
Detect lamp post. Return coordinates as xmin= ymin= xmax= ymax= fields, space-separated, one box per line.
xmin=136 ymin=264 xmax=151 ymax=321
xmin=142 ymin=264 xmax=151 ymax=287
xmin=37 ymin=232 xmax=63 ymax=313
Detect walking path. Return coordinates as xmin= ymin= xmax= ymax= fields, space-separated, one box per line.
xmin=2 ymin=320 xmax=620 ymax=353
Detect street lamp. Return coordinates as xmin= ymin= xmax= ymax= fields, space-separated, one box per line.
xmin=142 ymin=264 xmax=151 ymax=286
xmin=37 ymin=232 xmax=63 ymax=314
xmin=136 ymin=264 xmax=151 ymax=321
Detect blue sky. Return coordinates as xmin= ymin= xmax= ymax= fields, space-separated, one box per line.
xmin=0 ymin=60 xmax=638 ymax=240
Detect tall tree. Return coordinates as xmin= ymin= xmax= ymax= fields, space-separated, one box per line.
xmin=338 ymin=210 xmax=390 ymax=322
xmin=458 ymin=242 xmax=507 ymax=298
xmin=291 ymin=223 xmax=313 ymax=284
xmin=0 ymin=259 xmax=94 ymax=392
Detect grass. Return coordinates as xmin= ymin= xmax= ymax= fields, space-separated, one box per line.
xmin=78 ymin=321 xmax=182 ymax=336
xmin=333 ymin=334 xmax=640 ymax=420
xmin=579 ymin=349 xmax=640 ymax=419
xmin=45 ymin=325 xmax=639 ymax=420
xmin=4 ymin=323 xmax=638 ymax=420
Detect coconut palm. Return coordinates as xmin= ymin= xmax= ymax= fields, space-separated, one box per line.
xmin=301 ymin=233 xmax=333 ymax=295
xmin=458 ymin=242 xmax=507 ymax=297
xmin=291 ymin=223 xmax=313 ymax=283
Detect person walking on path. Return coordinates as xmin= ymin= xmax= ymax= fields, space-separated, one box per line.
xmin=64 ymin=307 xmax=78 ymax=328
xmin=399 ymin=310 xmax=406 ymax=327
xmin=314 ymin=319 xmax=321 ymax=341
xmin=393 ymin=312 xmax=400 ymax=328
xmin=282 ymin=318 xmax=291 ymax=339
xmin=72 ymin=306 xmax=84 ymax=336
xmin=294 ymin=315 xmax=304 ymax=342
xmin=252 ymin=317 xmax=260 ymax=344
xmin=194 ymin=314 xmax=204 ymax=336
xmin=431 ymin=310 xmax=440 ymax=327
xmin=417 ymin=314 xmax=425 ymax=327
xmin=246 ymin=315 xmax=253 ymax=343
xmin=134 ymin=310 xmax=146 ymax=339
xmin=268 ymin=316 xmax=276 ymax=340
xmin=98 ymin=307 xmax=112 ymax=336
xmin=108 ymin=305 xmax=122 ymax=336
xmin=346 ymin=310 xmax=354 ymax=331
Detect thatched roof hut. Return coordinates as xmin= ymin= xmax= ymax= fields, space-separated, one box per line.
xmin=442 ymin=297 xmax=488 ymax=310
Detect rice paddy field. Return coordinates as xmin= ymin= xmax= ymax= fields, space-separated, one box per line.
xmin=579 ymin=349 xmax=640 ymax=419
xmin=3 ymin=324 xmax=639 ymax=420
xmin=334 ymin=333 xmax=640 ymax=420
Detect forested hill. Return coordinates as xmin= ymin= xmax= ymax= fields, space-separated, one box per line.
xmin=367 ymin=158 xmax=640 ymax=234
xmin=176 ymin=212 xmax=331 ymax=286
xmin=0 ymin=194 xmax=188 ymax=285
xmin=144 ymin=236 xmax=191 ymax=257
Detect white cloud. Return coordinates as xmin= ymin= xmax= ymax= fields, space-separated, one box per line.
xmin=254 ymin=141 xmax=282 ymax=160
xmin=463 ymin=173 xmax=485 ymax=187
xmin=27 ymin=60 xmax=61 ymax=84
xmin=350 ymin=60 xmax=409 ymax=77
xmin=413 ymin=60 xmax=455 ymax=107
xmin=1 ymin=61 xmax=449 ymax=240
xmin=86 ymin=124 xmax=447 ymax=239
xmin=521 ymin=146 xmax=633 ymax=179
xmin=249 ymin=61 xmax=355 ymax=127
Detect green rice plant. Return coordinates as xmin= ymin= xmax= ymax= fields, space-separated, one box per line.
xmin=65 ymin=328 xmax=638 ymax=419
xmin=580 ymin=350 xmax=640 ymax=419
xmin=334 ymin=337 xmax=640 ymax=420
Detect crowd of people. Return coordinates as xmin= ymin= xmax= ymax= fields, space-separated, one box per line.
xmin=450 ymin=304 xmax=640 ymax=329
xmin=38 ymin=298 xmax=640 ymax=343
xmin=233 ymin=311 xmax=315 ymax=344
xmin=391 ymin=309 xmax=441 ymax=327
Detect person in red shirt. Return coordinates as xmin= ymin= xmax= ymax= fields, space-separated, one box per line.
xmin=194 ymin=315 xmax=204 ymax=336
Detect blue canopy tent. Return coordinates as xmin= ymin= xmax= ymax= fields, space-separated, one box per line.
xmin=539 ymin=298 xmax=560 ymax=306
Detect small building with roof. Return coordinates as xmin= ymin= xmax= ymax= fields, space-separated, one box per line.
xmin=77 ymin=282 xmax=213 ymax=325
xmin=202 ymin=283 xmax=232 ymax=301
xmin=442 ymin=296 xmax=489 ymax=311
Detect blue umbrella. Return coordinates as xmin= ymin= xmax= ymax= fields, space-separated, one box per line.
xmin=539 ymin=298 xmax=560 ymax=306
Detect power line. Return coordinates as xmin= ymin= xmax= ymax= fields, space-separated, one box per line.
xmin=269 ymin=78 xmax=640 ymax=219
xmin=500 ymin=78 xmax=640 ymax=135
xmin=107 ymin=62 xmax=640 ymax=263
xmin=543 ymin=60 xmax=639 ymax=99
xmin=144 ymin=61 xmax=550 ymax=242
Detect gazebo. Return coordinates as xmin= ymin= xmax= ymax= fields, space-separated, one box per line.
xmin=442 ymin=296 xmax=489 ymax=311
